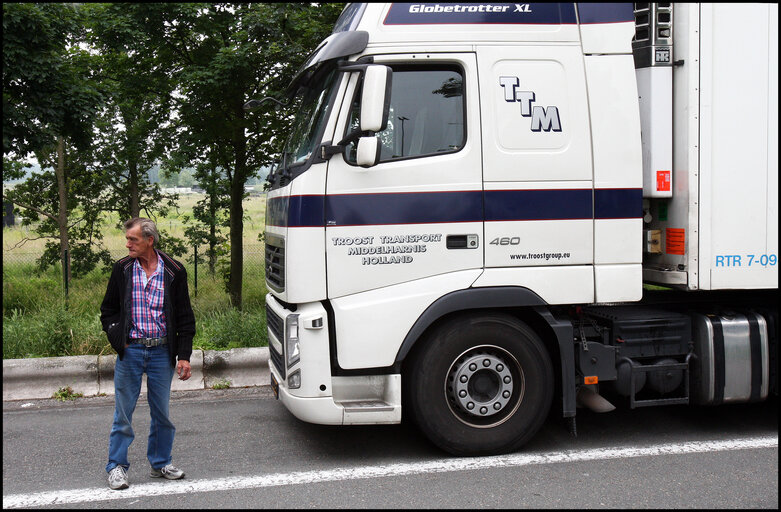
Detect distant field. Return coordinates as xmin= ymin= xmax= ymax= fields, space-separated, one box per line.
xmin=2 ymin=192 xmax=267 ymax=254
xmin=3 ymin=193 xmax=270 ymax=359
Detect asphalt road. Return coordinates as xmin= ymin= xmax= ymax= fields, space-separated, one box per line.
xmin=3 ymin=387 xmax=778 ymax=509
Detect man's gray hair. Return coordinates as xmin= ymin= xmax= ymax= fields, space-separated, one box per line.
xmin=124 ymin=217 xmax=159 ymax=247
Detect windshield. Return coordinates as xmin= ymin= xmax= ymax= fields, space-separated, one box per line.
xmin=279 ymin=67 xmax=338 ymax=171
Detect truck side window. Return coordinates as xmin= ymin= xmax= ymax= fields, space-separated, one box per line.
xmin=345 ymin=65 xmax=465 ymax=164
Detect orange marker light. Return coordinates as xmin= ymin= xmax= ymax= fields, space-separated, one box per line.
xmin=584 ymin=376 xmax=598 ymax=385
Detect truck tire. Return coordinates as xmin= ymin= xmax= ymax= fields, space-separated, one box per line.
xmin=406 ymin=313 xmax=554 ymax=456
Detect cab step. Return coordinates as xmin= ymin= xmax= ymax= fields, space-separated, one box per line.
xmin=338 ymin=399 xmax=395 ymax=413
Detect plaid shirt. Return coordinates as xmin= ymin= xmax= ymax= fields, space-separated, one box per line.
xmin=129 ymin=251 xmax=167 ymax=339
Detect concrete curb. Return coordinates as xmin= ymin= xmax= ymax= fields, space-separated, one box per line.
xmin=2 ymin=347 xmax=269 ymax=401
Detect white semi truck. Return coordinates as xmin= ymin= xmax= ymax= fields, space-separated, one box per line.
xmin=260 ymin=3 xmax=777 ymax=455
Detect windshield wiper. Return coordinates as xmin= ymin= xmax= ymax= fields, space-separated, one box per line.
xmin=243 ymin=96 xmax=289 ymax=111
xmin=281 ymin=151 xmax=290 ymax=177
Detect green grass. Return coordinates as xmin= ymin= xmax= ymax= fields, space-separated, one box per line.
xmin=196 ymin=307 xmax=268 ymax=350
xmin=2 ymin=263 xmax=62 ymax=315
xmin=3 ymin=194 xmax=270 ymax=359
xmin=2 ymin=260 xmax=269 ymax=359
xmin=211 ymin=378 xmax=232 ymax=390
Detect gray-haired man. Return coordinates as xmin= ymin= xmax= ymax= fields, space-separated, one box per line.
xmin=100 ymin=217 xmax=195 ymax=490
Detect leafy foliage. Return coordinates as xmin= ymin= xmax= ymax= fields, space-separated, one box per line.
xmin=3 ymin=1 xmax=345 ymax=301
xmin=183 ymin=161 xmax=231 ymax=275
xmin=152 ymin=3 xmax=343 ymax=308
xmin=3 ymin=3 xmax=107 ymax=278
xmin=211 ymin=379 xmax=231 ymax=390
xmin=52 ymin=386 xmax=84 ymax=401
xmin=3 ymin=3 xmax=101 ymax=156
xmin=83 ymin=3 xmax=179 ymax=223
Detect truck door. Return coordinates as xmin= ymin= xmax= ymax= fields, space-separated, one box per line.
xmin=474 ymin=45 xmax=595 ymax=304
xmin=325 ymin=53 xmax=483 ymax=299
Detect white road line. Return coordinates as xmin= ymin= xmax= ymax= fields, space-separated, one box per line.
xmin=3 ymin=436 xmax=777 ymax=508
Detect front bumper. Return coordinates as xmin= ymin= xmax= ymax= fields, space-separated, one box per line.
xmin=266 ymin=293 xmax=401 ymax=425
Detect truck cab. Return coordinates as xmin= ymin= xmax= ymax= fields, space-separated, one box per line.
xmin=263 ymin=3 xmax=777 ymax=455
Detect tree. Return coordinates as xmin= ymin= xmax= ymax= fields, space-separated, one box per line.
xmin=84 ymin=3 xmax=180 ymax=226
xmin=3 ymin=2 xmax=344 ymax=297
xmin=3 ymin=4 xmax=95 ymax=157
xmin=184 ymin=150 xmax=230 ymax=276
xmin=142 ymin=3 xmax=343 ymax=308
xmin=3 ymin=3 xmax=105 ymax=282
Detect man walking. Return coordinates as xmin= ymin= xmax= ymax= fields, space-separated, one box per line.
xmin=100 ymin=217 xmax=196 ymax=490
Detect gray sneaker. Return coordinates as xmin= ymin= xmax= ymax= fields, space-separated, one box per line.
xmin=150 ymin=463 xmax=185 ymax=480
xmin=108 ymin=466 xmax=129 ymax=490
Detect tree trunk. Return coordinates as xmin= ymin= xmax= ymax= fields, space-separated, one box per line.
xmin=228 ymin=176 xmax=243 ymax=309
xmin=129 ymin=161 xmax=140 ymax=218
xmin=229 ymin=116 xmax=248 ymax=310
xmin=55 ymin=136 xmax=71 ymax=285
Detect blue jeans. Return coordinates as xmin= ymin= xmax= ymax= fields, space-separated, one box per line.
xmin=106 ymin=343 xmax=176 ymax=473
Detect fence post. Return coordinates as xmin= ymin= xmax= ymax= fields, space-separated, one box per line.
xmin=63 ymin=248 xmax=69 ymax=309
xmin=194 ymin=244 xmax=198 ymax=298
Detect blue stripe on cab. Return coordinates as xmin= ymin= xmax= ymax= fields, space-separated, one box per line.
xmin=594 ymin=188 xmax=643 ymax=219
xmin=326 ymin=191 xmax=483 ymax=226
xmin=266 ymin=195 xmax=290 ymax=227
xmin=289 ymin=195 xmax=325 ymax=227
xmin=485 ymin=189 xmax=592 ymax=221
xmin=268 ymin=188 xmax=642 ymax=227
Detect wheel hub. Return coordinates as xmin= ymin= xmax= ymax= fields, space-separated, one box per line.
xmin=449 ymin=352 xmax=514 ymax=417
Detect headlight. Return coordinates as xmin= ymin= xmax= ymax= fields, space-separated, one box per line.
xmin=286 ymin=314 xmax=300 ymax=368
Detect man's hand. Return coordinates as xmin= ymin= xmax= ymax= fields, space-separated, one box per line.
xmin=177 ymin=359 xmax=192 ymax=380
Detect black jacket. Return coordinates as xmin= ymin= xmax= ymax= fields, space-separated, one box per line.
xmin=100 ymin=250 xmax=195 ymax=365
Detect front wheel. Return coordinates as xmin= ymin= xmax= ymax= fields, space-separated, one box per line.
xmin=406 ymin=313 xmax=554 ymax=456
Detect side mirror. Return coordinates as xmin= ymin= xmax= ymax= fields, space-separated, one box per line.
xmin=356 ymin=137 xmax=380 ymax=168
xmin=328 ymin=63 xmax=392 ymax=168
xmin=360 ymin=65 xmax=392 ymax=132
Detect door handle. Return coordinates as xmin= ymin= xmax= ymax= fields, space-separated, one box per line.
xmin=446 ymin=234 xmax=479 ymax=249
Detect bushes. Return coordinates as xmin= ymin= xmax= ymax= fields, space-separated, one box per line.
xmin=3 ymin=195 xmax=270 ymax=359
xmin=3 ymin=257 xmax=269 ymax=359
xmin=196 ymin=309 xmax=268 ymax=351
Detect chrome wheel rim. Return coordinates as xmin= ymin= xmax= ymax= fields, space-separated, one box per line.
xmin=445 ymin=345 xmax=525 ymax=428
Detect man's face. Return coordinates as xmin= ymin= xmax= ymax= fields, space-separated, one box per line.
xmin=125 ymin=225 xmax=153 ymax=258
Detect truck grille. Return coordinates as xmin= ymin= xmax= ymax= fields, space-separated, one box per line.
xmin=266 ymin=303 xmax=285 ymax=379
xmin=265 ymin=235 xmax=285 ymax=292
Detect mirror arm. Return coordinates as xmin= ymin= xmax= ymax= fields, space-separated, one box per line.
xmin=319 ymin=141 xmax=344 ymax=160
xmin=336 ymin=56 xmax=374 ymax=74
xmin=337 ymin=129 xmax=370 ymax=147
